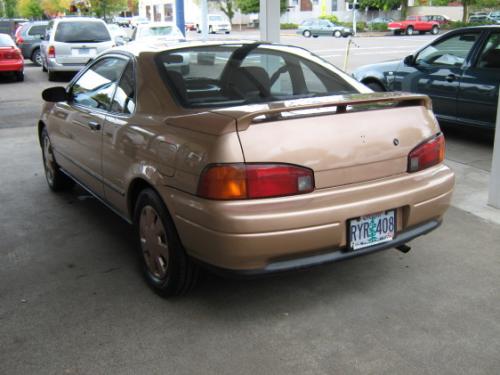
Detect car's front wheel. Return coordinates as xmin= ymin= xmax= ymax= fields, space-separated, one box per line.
xmin=406 ymin=26 xmax=414 ymax=35
xmin=431 ymin=25 xmax=439 ymax=35
xmin=334 ymin=30 xmax=342 ymax=38
xmin=303 ymin=30 xmax=311 ymax=38
xmin=41 ymin=128 xmax=74 ymax=191
xmin=134 ymin=189 xmax=199 ymax=297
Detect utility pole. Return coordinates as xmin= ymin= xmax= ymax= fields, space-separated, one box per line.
xmin=352 ymin=0 xmax=358 ymax=36
xmin=488 ymin=87 xmax=500 ymax=209
xmin=175 ymin=0 xmax=185 ymax=37
xmin=200 ymin=0 xmax=208 ymax=40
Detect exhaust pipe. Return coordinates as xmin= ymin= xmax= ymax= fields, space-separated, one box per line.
xmin=396 ymin=244 xmax=411 ymax=253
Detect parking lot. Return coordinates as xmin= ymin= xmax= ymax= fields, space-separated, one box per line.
xmin=1 ymin=32 xmax=500 ymax=374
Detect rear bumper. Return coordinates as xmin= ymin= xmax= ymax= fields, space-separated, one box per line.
xmin=0 ymin=60 xmax=23 ymax=72
xmin=47 ymin=58 xmax=86 ymax=72
xmin=163 ymin=164 xmax=454 ymax=272
xmin=198 ymin=219 xmax=441 ymax=277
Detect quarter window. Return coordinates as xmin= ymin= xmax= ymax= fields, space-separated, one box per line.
xmin=28 ymin=25 xmax=47 ymax=36
xmin=71 ymin=58 xmax=128 ymax=111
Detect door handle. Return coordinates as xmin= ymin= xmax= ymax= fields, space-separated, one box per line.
xmin=445 ymin=74 xmax=456 ymax=82
xmin=87 ymin=121 xmax=101 ymax=131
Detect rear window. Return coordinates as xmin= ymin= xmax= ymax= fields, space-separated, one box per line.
xmin=209 ymin=15 xmax=223 ymax=21
xmin=156 ymin=44 xmax=357 ymax=108
xmin=137 ymin=25 xmax=182 ymax=39
xmin=0 ymin=34 xmax=15 ymax=47
xmin=55 ymin=21 xmax=111 ymax=43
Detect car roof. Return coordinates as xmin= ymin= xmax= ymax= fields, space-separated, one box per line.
xmin=114 ymin=39 xmax=262 ymax=57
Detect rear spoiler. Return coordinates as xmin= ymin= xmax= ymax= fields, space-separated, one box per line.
xmin=219 ymin=92 xmax=432 ymax=130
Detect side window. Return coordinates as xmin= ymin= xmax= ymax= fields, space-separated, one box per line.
xmin=71 ymin=57 xmax=128 ymax=111
xmin=111 ymin=62 xmax=136 ymax=114
xmin=300 ymin=61 xmax=327 ymax=93
xmin=28 ymin=25 xmax=46 ymax=36
xmin=477 ymin=32 xmax=500 ymax=69
xmin=416 ymin=32 xmax=479 ymax=67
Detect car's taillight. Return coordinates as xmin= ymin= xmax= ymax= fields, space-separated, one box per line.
xmin=48 ymin=45 xmax=55 ymax=58
xmin=408 ymin=134 xmax=445 ymax=173
xmin=16 ymin=36 xmax=24 ymax=45
xmin=3 ymin=47 xmax=22 ymax=59
xmin=197 ymin=163 xmax=315 ymax=200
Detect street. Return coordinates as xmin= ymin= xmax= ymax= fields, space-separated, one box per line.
xmin=1 ymin=33 xmax=499 ymax=374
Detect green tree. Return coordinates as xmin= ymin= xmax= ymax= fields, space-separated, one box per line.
xmin=4 ymin=0 xmax=17 ymax=17
xmin=89 ymin=0 xmax=127 ymax=20
xmin=211 ymin=0 xmax=236 ymax=24
xmin=42 ymin=0 xmax=72 ymax=15
xmin=236 ymin=0 xmax=289 ymax=15
xmin=358 ymin=0 xmax=408 ymax=18
xmin=18 ymin=0 xmax=44 ymax=19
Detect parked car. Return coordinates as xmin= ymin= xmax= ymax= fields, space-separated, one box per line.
xmin=424 ymin=15 xmax=451 ymax=25
xmin=468 ymin=14 xmax=490 ymax=23
xmin=40 ymin=17 xmax=114 ymax=81
xmin=130 ymin=22 xmax=184 ymax=42
xmin=114 ymin=16 xmax=132 ymax=27
xmin=0 ymin=33 xmax=24 ymax=81
xmin=107 ymin=23 xmax=129 ymax=45
xmin=15 ymin=21 xmax=48 ymax=66
xmin=185 ymin=20 xmax=196 ymax=31
xmin=488 ymin=12 xmax=500 ymax=24
xmin=366 ymin=17 xmax=393 ymax=25
xmin=297 ymin=19 xmax=353 ymax=38
xmin=388 ymin=16 xmax=440 ymax=35
xmin=196 ymin=14 xmax=231 ymax=34
xmin=0 ymin=18 xmax=28 ymax=37
xmin=353 ymin=26 xmax=500 ymax=130
xmin=39 ymin=41 xmax=454 ymax=296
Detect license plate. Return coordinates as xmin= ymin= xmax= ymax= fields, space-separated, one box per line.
xmin=72 ymin=48 xmax=95 ymax=56
xmin=348 ymin=210 xmax=396 ymax=250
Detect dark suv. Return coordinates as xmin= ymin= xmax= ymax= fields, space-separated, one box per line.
xmin=16 ymin=21 xmax=48 ymax=66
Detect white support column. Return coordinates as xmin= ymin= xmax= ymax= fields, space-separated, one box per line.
xmin=259 ymin=0 xmax=280 ymax=43
xmin=200 ymin=0 xmax=208 ymax=40
xmin=488 ymin=87 xmax=500 ymax=209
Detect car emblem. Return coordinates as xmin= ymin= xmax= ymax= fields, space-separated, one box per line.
xmin=393 ymin=138 xmax=399 ymax=146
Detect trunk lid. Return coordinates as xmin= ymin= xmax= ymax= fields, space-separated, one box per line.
xmin=212 ymin=93 xmax=440 ymax=189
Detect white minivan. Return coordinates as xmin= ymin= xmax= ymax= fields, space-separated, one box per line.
xmin=41 ymin=17 xmax=114 ymax=81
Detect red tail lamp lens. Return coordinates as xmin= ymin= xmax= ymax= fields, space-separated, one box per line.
xmin=408 ymin=134 xmax=445 ymax=173
xmin=48 ymin=46 xmax=55 ymax=58
xmin=197 ymin=163 xmax=315 ymax=200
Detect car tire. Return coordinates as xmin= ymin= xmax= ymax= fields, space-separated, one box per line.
xmin=209 ymin=26 xmax=214 ymax=34
xmin=196 ymin=24 xmax=201 ymax=33
xmin=225 ymin=31 xmax=230 ymax=34
xmin=15 ymin=71 xmax=24 ymax=82
xmin=134 ymin=188 xmax=199 ymax=297
xmin=48 ymin=70 xmax=57 ymax=82
xmin=365 ymin=81 xmax=385 ymax=92
xmin=334 ymin=30 xmax=342 ymax=38
xmin=406 ymin=26 xmax=414 ymax=36
xmin=303 ymin=30 xmax=312 ymax=38
xmin=41 ymin=128 xmax=74 ymax=191
xmin=31 ymin=48 xmax=42 ymax=66
xmin=431 ymin=25 xmax=439 ymax=35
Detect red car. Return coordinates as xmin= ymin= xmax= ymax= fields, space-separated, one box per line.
xmin=388 ymin=16 xmax=440 ymax=36
xmin=0 ymin=33 xmax=24 ymax=81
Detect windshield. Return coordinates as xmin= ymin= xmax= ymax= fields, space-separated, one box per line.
xmin=0 ymin=34 xmax=15 ymax=47
xmin=156 ymin=45 xmax=357 ymax=108
xmin=55 ymin=21 xmax=111 ymax=43
xmin=137 ymin=25 xmax=182 ymax=39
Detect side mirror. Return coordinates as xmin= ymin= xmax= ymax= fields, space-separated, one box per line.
xmin=42 ymin=86 xmax=68 ymax=102
xmin=403 ymin=55 xmax=415 ymax=66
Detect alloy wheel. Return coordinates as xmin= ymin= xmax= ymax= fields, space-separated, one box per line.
xmin=42 ymin=135 xmax=55 ymax=185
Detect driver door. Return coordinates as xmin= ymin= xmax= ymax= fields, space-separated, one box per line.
xmin=49 ymin=56 xmax=129 ymax=197
xmin=393 ymin=31 xmax=480 ymax=124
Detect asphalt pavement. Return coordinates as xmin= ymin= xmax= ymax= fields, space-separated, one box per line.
xmin=1 ymin=33 xmax=499 ymax=374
